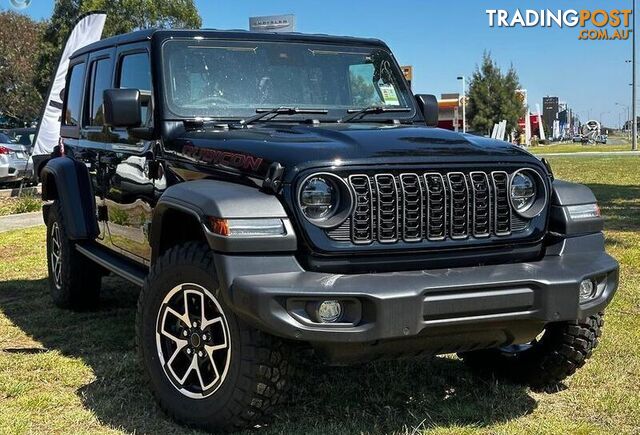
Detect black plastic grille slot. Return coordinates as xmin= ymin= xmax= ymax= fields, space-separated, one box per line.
xmin=348 ymin=175 xmax=374 ymax=244
xmin=491 ymin=171 xmax=512 ymax=236
xmin=424 ymin=173 xmax=447 ymax=241
xmin=470 ymin=172 xmax=491 ymax=237
xmin=324 ymin=169 xmax=531 ymax=244
xmin=447 ymin=172 xmax=469 ymax=239
xmin=374 ymin=174 xmax=399 ymax=243
xmin=400 ymin=174 xmax=423 ymax=242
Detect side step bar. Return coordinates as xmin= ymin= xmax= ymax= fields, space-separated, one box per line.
xmin=76 ymin=243 xmax=147 ymax=287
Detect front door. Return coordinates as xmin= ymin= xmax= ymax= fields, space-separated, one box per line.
xmin=102 ymin=46 xmax=156 ymax=265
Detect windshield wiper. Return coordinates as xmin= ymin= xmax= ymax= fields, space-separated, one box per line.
xmin=339 ymin=106 xmax=411 ymax=123
xmin=238 ymin=107 xmax=329 ymax=126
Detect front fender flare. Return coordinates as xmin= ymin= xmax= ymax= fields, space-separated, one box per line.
xmin=150 ymin=179 xmax=297 ymax=258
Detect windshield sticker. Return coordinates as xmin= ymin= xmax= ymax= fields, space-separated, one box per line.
xmin=379 ymin=84 xmax=400 ymax=106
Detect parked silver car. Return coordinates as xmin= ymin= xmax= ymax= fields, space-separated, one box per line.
xmin=0 ymin=132 xmax=31 ymax=185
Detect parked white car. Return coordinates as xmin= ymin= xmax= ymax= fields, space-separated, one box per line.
xmin=0 ymin=132 xmax=32 ymax=186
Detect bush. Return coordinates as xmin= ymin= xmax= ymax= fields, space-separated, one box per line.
xmin=11 ymin=195 xmax=41 ymax=214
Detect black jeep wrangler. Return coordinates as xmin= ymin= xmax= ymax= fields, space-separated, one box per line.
xmin=39 ymin=29 xmax=618 ymax=432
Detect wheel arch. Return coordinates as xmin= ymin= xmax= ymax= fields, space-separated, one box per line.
xmin=40 ymin=157 xmax=99 ymax=240
xmin=149 ymin=179 xmax=296 ymax=263
xmin=150 ymin=201 xmax=208 ymax=263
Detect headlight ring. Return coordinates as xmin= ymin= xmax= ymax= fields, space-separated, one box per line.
xmin=509 ymin=168 xmax=548 ymax=219
xmin=297 ymin=172 xmax=354 ymax=228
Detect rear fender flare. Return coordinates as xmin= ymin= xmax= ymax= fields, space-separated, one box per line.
xmin=40 ymin=157 xmax=99 ymax=240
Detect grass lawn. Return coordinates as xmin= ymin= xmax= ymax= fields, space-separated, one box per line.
xmin=0 ymin=156 xmax=639 ymax=434
xmin=528 ymin=143 xmax=633 ymax=155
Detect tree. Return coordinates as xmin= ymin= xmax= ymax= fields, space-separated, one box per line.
xmin=466 ymin=52 xmax=525 ymax=135
xmin=36 ymin=0 xmax=202 ymax=96
xmin=0 ymin=10 xmax=44 ymax=124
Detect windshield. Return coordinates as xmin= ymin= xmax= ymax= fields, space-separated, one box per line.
xmin=162 ymin=39 xmax=415 ymax=120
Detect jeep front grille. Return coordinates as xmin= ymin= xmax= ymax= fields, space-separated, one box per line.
xmin=328 ymin=170 xmax=529 ymax=245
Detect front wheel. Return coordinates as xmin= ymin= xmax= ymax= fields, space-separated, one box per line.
xmin=459 ymin=313 xmax=605 ymax=390
xmin=136 ymin=242 xmax=293 ymax=432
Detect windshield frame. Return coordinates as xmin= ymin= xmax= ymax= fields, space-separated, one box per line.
xmin=159 ymin=37 xmax=417 ymax=123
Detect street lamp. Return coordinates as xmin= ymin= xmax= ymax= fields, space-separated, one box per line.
xmin=633 ymin=0 xmax=638 ymax=150
xmin=615 ymin=102 xmax=630 ymax=137
xmin=457 ymin=76 xmax=466 ymax=133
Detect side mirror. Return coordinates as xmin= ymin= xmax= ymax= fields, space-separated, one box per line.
xmin=415 ymin=94 xmax=439 ymax=127
xmin=103 ymin=88 xmax=142 ymax=128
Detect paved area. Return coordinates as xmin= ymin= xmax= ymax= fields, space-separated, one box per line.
xmin=0 ymin=212 xmax=44 ymax=233
xmin=0 ymin=185 xmax=41 ymax=198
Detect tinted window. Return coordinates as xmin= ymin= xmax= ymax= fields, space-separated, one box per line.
xmin=87 ymin=58 xmax=112 ymax=126
xmin=64 ymin=63 xmax=86 ymax=126
xmin=119 ymin=52 xmax=152 ymax=125
xmin=0 ymin=132 xmax=14 ymax=143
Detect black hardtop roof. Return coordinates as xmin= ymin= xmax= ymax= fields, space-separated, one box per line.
xmin=70 ymin=28 xmax=388 ymax=59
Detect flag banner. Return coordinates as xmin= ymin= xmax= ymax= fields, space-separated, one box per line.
xmin=32 ymin=12 xmax=106 ymax=156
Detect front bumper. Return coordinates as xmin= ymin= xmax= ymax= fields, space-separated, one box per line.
xmin=217 ymin=233 xmax=618 ymax=352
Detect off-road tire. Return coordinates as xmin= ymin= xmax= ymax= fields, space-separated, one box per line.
xmin=46 ymin=201 xmax=101 ymax=310
xmin=459 ymin=313 xmax=605 ymax=390
xmin=136 ymin=242 xmax=293 ymax=432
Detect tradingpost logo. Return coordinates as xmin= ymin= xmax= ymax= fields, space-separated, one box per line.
xmin=486 ymin=9 xmax=632 ymax=41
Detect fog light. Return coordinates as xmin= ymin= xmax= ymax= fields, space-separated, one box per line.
xmin=579 ymin=279 xmax=596 ymax=303
xmin=316 ymin=300 xmax=343 ymax=323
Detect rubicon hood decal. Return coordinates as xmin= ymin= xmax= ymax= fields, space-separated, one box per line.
xmin=182 ymin=144 xmax=264 ymax=171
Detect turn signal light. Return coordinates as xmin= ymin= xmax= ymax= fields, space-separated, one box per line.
xmin=208 ymin=217 xmax=286 ymax=237
xmin=567 ymin=204 xmax=601 ymax=220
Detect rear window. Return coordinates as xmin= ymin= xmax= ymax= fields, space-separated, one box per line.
xmin=0 ymin=132 xmax=14 ymax=143
xmin=64 ymin=63 xmax=86 ymax=127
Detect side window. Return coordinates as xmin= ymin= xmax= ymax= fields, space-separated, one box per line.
xmin=119 ymin=52 xmax=152 ymax=125
xmin=63 ymin=62 xmax=86 ymax=126
xmin=86 ymin=58 xmax=112 ymax=127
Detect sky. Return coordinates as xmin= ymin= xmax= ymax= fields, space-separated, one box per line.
xmin=4 ymin=0 xmax=635 ymax=127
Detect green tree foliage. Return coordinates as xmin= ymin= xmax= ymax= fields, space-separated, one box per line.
xmin=467 ymin=52 xmax=524 ymax=135
xmin=0 ymin=10 xmax=44 ymax=124
xmin=35 ymin=0 xmax=202 ymax=96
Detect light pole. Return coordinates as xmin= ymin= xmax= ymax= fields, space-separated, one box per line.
xmin=633 ymin=0 xmax=638 ymax=150
xmin=457 ymin=76 xmax=466 ymax=133
xmin=615 ymin=102 xmax=630 ymax=137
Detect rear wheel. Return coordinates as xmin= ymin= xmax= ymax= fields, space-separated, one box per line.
xmin=46 ymin=201 xmax=101 ymax=310
xmin=137 ymin=242 xmax=293 ymax=432
xmin=459 ymin=313 xmax=605 ymax=389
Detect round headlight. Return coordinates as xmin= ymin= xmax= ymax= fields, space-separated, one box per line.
xmin=510 ymin=172 xmax=537 ymax=212
xmin=298 ymin=173 xmax=354 ymax=228
xmin=300 ymin=176 xmax=339 ymax=220
xmin=509 ymin=169 xmax=548 ymax=218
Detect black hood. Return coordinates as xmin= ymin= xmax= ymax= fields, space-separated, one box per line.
xmin=168 ymin=123 xmax=540 ymax=182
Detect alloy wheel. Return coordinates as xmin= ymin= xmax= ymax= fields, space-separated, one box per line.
xmin=50 ymin=222 xmax=62 ymax=289
xmin=155 ymin=283 xmax=231 ymax=399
